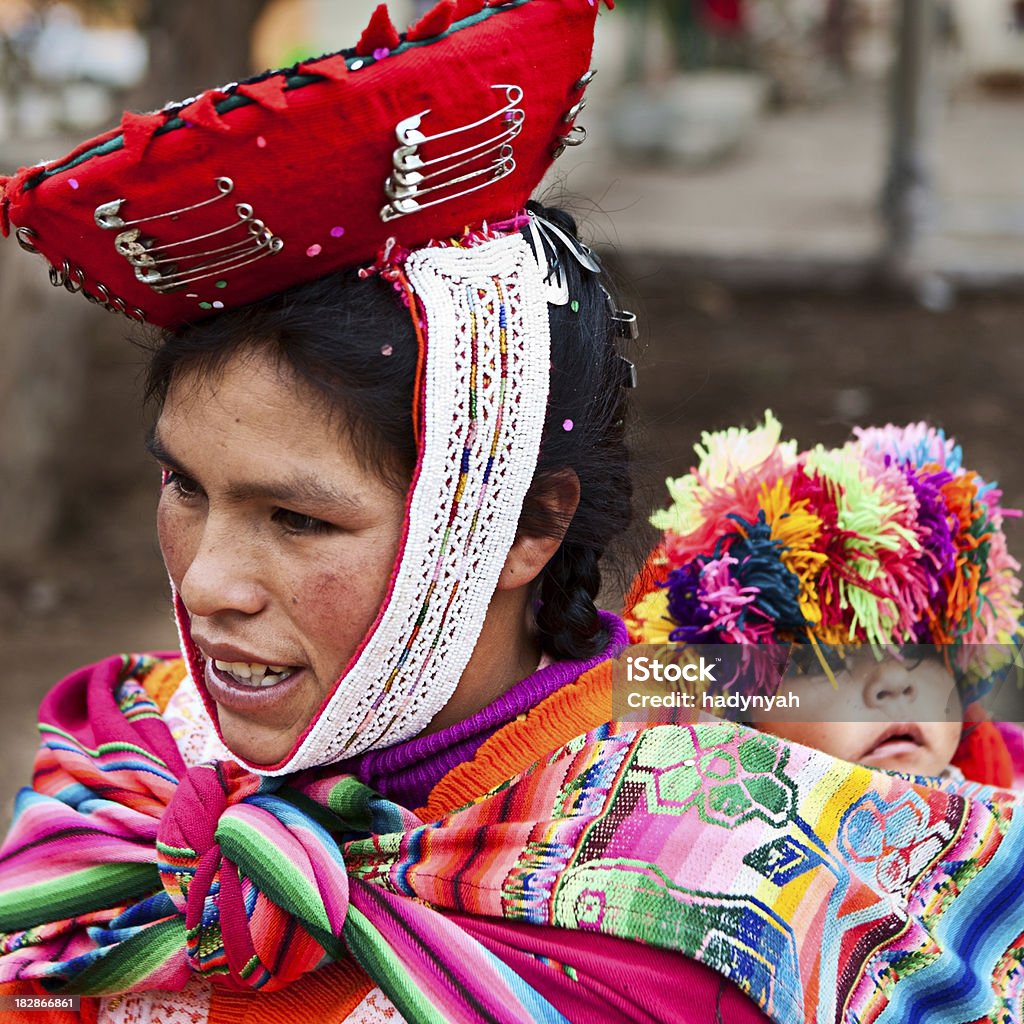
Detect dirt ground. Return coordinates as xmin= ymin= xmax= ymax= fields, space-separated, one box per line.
xmin=4 ymin=279 xmax=1024 ymax=825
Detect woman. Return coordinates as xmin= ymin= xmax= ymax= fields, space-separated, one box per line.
xmin=1 ymin=2 xmax=1023 ymax=1022
xmin=0 ymin=2 xmax=751 ymax=1019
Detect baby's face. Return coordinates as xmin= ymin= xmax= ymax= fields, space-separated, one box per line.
xmin=754 ymin=650 xmax=963 ymax=776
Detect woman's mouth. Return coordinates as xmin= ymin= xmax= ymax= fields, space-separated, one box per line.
xmin=211 ymin=659 xmax=295 ymax=689
xmin=201 ymin=651 xmax=308 ymax=715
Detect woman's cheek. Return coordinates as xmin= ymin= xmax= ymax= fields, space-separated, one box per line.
xmin=306 ymin=563 xmax=380 ymax=616
xmin=299 ymin=545 xmax=396 ymax=637
xmin=156 ymin=497 xmax=194 ymax=586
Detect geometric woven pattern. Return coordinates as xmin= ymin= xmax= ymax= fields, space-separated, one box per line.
xmin=4 ymin=655 xmax=1024 ymax=1024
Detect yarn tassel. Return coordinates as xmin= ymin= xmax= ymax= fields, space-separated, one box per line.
xmin=806 ymin=631 xmax=839 ymax=690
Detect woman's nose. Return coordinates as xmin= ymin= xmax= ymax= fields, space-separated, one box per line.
xmin=862 ymin=666 xmax=917 ymax=710
xmin=178 ymin=520 xmax=267 ymax=618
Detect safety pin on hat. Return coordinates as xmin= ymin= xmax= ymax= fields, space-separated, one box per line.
xmin=94 ymin=176 xmax=283 ymax=293
xmin=381 ymin=84 xmax=525 ymax=223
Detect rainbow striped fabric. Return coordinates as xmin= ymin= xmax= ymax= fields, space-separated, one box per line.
xmin=1 ymin=653 xmax=1024 ymax=1023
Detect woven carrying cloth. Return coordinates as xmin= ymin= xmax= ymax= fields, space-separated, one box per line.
xmin=2 ymin=654 xmax=1024 ymax=1023
xmin=174 ymin=231 xmax=551 ymax=772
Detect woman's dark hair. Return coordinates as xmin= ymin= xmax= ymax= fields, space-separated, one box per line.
xmin=145 ymin=203 xmax=635 ymax=661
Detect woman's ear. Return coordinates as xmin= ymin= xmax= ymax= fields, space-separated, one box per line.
xmin=496 ymin=468 xmax=580 ymax=591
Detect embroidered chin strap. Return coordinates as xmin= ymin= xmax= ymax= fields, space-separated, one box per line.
xmin=177 ymin=231 xmax=552 ymax=773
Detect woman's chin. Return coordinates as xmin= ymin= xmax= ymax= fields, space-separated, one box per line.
xmin=203 ymin=658 xmax=315 ymax=765
xmin=214 ymin=709 xmax=303 ymax=767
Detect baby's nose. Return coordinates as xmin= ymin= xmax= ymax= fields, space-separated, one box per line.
xmin=863 ymin=667 xmax=917 ymax=709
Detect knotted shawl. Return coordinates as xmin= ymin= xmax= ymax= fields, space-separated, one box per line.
xmin=2 ymin=653 xmax=1024 ymax=1024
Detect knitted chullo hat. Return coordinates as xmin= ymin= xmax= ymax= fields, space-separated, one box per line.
xmin=625 ymin=412 xmax=1023 ymax=785
xmin=1 ymin=0 xmax=616 ymax=774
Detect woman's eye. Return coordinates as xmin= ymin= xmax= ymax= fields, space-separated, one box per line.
xmin=273 ymin=508 xmax=332 ymax=535
xmin=165 ymin=471 xmax=201 ymax=500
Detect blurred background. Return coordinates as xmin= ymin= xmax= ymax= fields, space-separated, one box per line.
xmin=2 ymin=0 xmax=1024 ymax=823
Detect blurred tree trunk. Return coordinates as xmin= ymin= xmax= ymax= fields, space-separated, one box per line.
xmin=824 ymin=0 xmax=853 ymax=75
xmin=1 ymin=0 xmax=271 ymax=568
xmin=129 ymin=0 xmax=274 ymax=111
xmin=0 ymin=151 xmax=101 ymax=567
xmin=881 ymin=0 xmax=939 ymax=280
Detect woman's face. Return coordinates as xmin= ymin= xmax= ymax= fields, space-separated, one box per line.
xmin=152 ymin=346 xmax=406 ymax=765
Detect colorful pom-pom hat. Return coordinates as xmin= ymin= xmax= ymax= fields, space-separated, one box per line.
xmin=626 ymin=411 xmax=1023 ymax=656
xmin=1 ymin=0 xmax=618 ymax=774
xmin=624 ymin=412 xmax=1024 ymax=785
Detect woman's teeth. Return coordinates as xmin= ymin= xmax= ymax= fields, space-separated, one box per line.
xmin=213 ymin=659 xmax=292 ymax=688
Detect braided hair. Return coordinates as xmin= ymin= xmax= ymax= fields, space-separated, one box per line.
xmin=146 ymin=204 xmax=636 ymax=662
xmin=517 ymin=202 xmax=635 ymax=659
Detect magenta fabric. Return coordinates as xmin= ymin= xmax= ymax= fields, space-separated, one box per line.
xmin=1 ymin=643 xmax=784 ymax=1022
xmin=451 ymin=911 xmax=772 ymax=1024
xmin=996 ymin=721 xmax=1024 ymax=789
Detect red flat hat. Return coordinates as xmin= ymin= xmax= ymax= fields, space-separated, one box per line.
xmin=0 ymin=0 xmax=607 ymax=330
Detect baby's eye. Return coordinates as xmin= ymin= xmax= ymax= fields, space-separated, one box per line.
xmin=272 ymin=508 xmax=332 ymax=535
xmin=165 ymin=471 xmax=201 ymax=500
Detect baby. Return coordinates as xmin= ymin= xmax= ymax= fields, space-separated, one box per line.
xmin=626 ymin=413 xmax=1022 ymax=780
xmin=754 ymin=646 xmax=964 ymax=777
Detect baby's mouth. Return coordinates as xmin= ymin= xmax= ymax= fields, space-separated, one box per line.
xmin=862 ymin=722 xmax=926 ymax=760
xmin=210 ymin=659 xmax=297 ymax=689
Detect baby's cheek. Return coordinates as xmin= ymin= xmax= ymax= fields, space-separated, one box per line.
xmin=755 ymin=720 xmax=864 ymax=763
xmin=933 ymin=721 xmax=964 ymax=765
